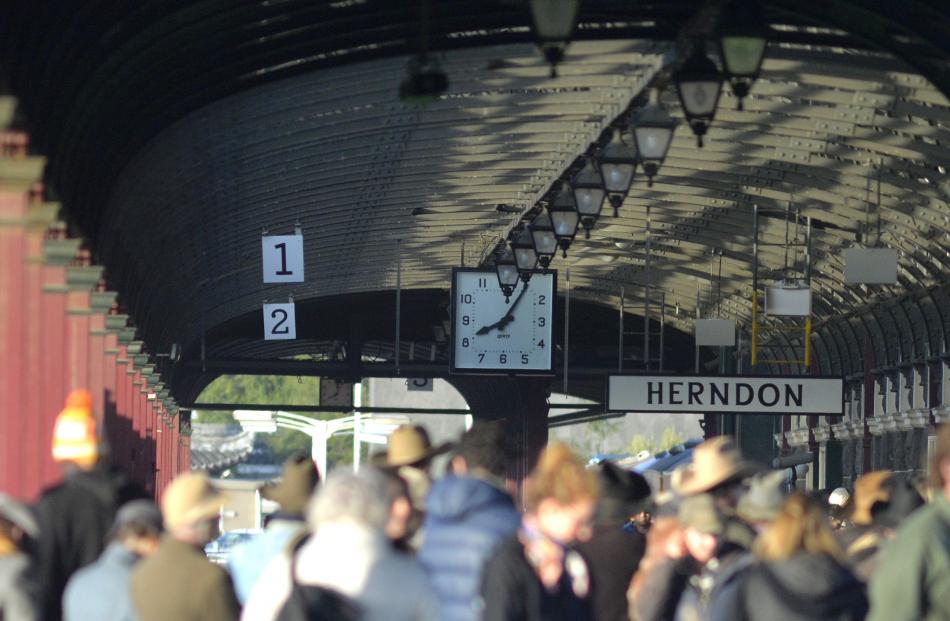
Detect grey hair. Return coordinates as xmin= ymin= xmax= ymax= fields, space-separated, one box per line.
xmin=307 ymin=468 xmax=391 ymax=530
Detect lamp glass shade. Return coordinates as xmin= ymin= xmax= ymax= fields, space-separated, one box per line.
xmin=551 ymin=209 xmax=579 ymax=238
xmin=529 ymin=0 xmax=581 ymax=41
xmin=530 ymin=213 xmax=559 ymax=256
xmin=497 ymin=263 xmax=520 ymax=288
xmin=601 ymin=163 xmax=635 ymax=194
xmin=721 ymin=35 xmax=766 ymax=77
xmin=511 ymin=227 xmax=538 ymax=271
xmin=572 ymin=158 xmax=606 ymax=217
xmin=634 ymin=125 xmax=674 ymax=162
xmin=679 ymin=79 xmax=720 ymax=117
xmin=597 ymin=128 xmax=638 ymax=194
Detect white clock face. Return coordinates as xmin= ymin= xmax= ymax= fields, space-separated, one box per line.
xmin=451 ymin=269 xmax=555 ymax=374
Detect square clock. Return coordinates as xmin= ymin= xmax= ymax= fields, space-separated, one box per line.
xmin=450 ymin=268 xmax=556 ymax=374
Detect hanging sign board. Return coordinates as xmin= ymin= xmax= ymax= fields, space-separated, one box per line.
xmin=608 ymin=375 xmax=843 ymax=415
xmin=262 ymin=235 xmax=305 ymax=283
xmin=843 ymin=248 xmax=897 ymax=285
xmin=695 ymin=319 xmax=735 ymax=346
xmin=263 ymin=303 xmax=296 ymax=340
xmin=407 ymin=378 xmax=434 ymax=392
xmin=764 ymin=286 xmax=811 ymax=316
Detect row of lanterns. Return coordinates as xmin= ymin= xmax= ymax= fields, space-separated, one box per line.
xmin=492 ymin=0 xmax=770 ymax=300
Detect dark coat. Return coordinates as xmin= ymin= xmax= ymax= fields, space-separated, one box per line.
xmin=632 ymin=557 xmax=698 ymax=621
xmin=417 ymin=475 xmax=520 ymax=621
xmin=736 ymin=552 xmax=868 ymax=621
xmin=481 ymin=535 xmax=594 ymax=621
xmin=574 ymin=524 xmax=645 ymax=621
xmin=33 ymin=465 xmax=147 ymax=621
xmin=131 ymin=537 xmax=240 ymax=621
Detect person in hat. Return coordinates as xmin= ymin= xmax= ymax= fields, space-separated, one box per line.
xmin=735 ymin=493 xmax=867 ymax=621
xmin=868 ymin=423 xmax=950 ymax=621
xmin=131 ymin=472 xmax=239 ymax=621
xmin=33 ymin=389 xmax=148 ymax=621
xmin=671 ymin=494 xmax=730 ymax=621
xmin=827 ymin=487 xmax=851 ymax=530
xmin=418 ymin=420 xmax=520 ymax=621
xmin=573 ymin=461 xmax=650 ymax=621
xmin=0 ymin=493 xmax=40 ymax=621
xmin=63 ymin=500 xmax=163 ymax=621
xmin=241 ymin=467 xmax=439 ymax=621
xmin=671 ymin=436 xmax=760 ymax=508
xmin=838 ymin=470 xmax=892 ymax=580
xmin=228 ymin=452 xmax=319 ymax=603
xmin=386 ymin=424 xmax=448 ymax=551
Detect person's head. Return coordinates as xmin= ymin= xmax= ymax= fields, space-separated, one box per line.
xmin=736 ymin=470 xmax=788 ymax=531
xmin=110 ymin=500 xmax=163 ymax=557
xmin=931 ymin=424 xmax=950 ymax=498
xmin=593 ymin=461 xmax=652 ymax=526
xmin=161 ymin=472 xmax=227 ymax=546
xmin=646 ymin=516 xmax=687 ymax=559
xmin=0 ymin=494 xmax=38 ymax=553
xmin=450 ymin=420 xmax=512 ymax=480
xmin=376 ymin=467 xmax=414 ymax=544
xmin=307 ymin=468 xmax=391 ymax=532
xmin=52 ymin=389 xmax=107 ymax=471
xmin=260 ymin=453 xmax=320 ymax=517
xmin=524 ymin=443 xmax=599 ymax=544
xmin=754 ymin=492 xmax=844 ymax=562
xmin=873 ymin=477 xmax=924 ymax=531
xmin=678 ymin=494 xmax=724 ymax=565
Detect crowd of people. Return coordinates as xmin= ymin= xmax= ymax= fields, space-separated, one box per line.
xmin=1 ymin=389 xmax=949 ymax=620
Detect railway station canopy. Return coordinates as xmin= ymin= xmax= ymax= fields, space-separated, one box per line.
xmin=1 ymin=0 xmax=949 ymax=492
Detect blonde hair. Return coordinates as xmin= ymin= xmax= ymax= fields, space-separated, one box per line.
xmin=754 ymin=492 xmax=845 ymax=562
xmin=524 ymin=442 xmax=599 ymax=511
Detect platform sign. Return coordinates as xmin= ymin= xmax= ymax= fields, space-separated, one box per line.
xmin=695 ymin=319 xmax=735 ymax=346
xmin=263 ymin=302 xmax=296 ymax=340
xmin=608 ymin=375 xmax=844 ymax=415
xmin=844 ymin=248 xmax=898 ymax=285
xmin=262 ymin=235 xmax=304 ymax=283
xmin=407 ymin=378 xmax=434 ymax=392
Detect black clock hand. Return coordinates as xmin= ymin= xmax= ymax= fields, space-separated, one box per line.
xmin=476 ymin=284 xmax=529 ymax=335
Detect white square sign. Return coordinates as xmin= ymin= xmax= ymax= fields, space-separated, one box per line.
xmin=695 ymin=319 xmax=735 ymax=346
xmin=263 ymin=303 xmax=296 ymax=340
xmin=262 ymin=235 xmax=304 ymax=283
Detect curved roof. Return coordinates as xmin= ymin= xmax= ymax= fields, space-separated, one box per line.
xmin=1 ymin=1 xmax=947 ymax=396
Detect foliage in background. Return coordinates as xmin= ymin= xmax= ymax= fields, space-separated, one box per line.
xmin=587 ymin=418 xmax=624 ymax=454
xmin=626 ymin=426 xmax=687 ymax=456
xmin=194 ymin=375 xmax=355 ymax=468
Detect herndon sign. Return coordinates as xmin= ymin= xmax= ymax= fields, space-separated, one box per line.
xmin=608 ymin=375 xmax=844 ymax=415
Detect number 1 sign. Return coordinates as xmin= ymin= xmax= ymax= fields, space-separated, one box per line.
xmin=263 ymin=303 xmax=297 ymax=340
xmin=262 ymin=235 xmax=304 ymax=283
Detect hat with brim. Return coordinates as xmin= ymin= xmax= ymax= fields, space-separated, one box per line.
xmin=260 ymin=454 xmax=320 ymax=515
xmin=386 ymin=425 xmax=450 ymax=467
xmin=672 ymin=436 xmax=761 ymax=496
xmin=108 ymin=500 xmax=164 ymax=538
xmin=595 ymin=461 xmax=653 ymax=521
xmin=852 ymin=470 xmax=892 ymax=525
xmin=736 ymin=470 xmax=787 ymax=523
xmin=678 ymin=494 xmax=724 ymax=535
xmin=0 ymin=494 xmax=38 ymax=538
xmin=162 ymin=473 xmax=228 ymax=530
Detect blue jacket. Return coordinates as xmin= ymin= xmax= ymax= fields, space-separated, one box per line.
xmin=63 ymin=544 xmax=140 ymax=621
xmin=418 ymin=475 xmax=520 ymax=621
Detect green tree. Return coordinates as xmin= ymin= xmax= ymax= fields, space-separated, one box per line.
xmin=658 ymin=426 xmax=685 ymax=451
xmin=587 ymin=418 xmax=622 ymax=455
xmin=628 ymin=435 xmax=655 ymax=455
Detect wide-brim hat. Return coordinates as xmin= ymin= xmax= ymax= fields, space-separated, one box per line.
xmin=672 ymin=436 xmax=761 ymax=496
xmin=386 ymin=425 xmax=450 ymax=467
xmin=852 ymin=470 xmax=892 ymax=525
xmin=595 ymin=461 xmax=653 ymax=521
xmin=260 ymin=453 xmax=320 ymax=515
xmin=161 ymin=473 xmax=228 ymax=530
xmin=736 ymin=470 xmax=788 ymax=523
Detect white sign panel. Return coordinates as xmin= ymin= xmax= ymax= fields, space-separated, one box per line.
xmin=695 ymin=319 xmax=735 ymax=346
xmin=608 ymin=375 xmax=843 ymax=415
xmin=764 ymin=286 xmax=811 ymax=316
xmin=407 ymin=378 xmax=434 ymax=392
xmin=843 ymin=248 xmax=898 ymax=285
xmin=263 ymin=303 xmax=297 ymax=340
xmin=262 ymin=235 xmax=305 ymax=283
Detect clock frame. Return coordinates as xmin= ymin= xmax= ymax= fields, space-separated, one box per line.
xmin=449 ymin=267 xmax=556 ymax=375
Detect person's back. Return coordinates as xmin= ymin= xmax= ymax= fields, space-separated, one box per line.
xmin=130 ymin=473 xmax=239 ymax=621
xmin=738 ymin=551 xmax=867 ymax=621
xmin=867 ymin=489 xmax=950 ymax=620
xmin=0 ymin=494 xmax=40 ymax=621
xmin=419 ymin=474 xmax=519 ymax=621
xmin=34 ymin=391 xmax=148 ymax=621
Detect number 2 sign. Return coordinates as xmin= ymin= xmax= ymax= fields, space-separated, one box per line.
xmin=263 ymin=303 xmax=297 ymax=340
xmin=262 ymin=235 xmax=304 ymax=283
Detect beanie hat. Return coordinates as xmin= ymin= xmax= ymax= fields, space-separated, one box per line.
xmin=52 ymin=389 xmax=103 ymax=468
xmin=594 ymin=461 xmax=652 ymax=523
